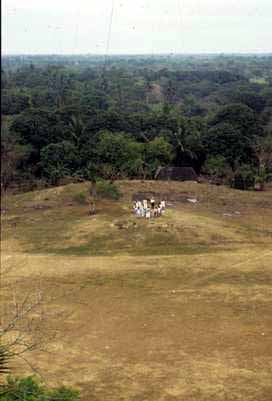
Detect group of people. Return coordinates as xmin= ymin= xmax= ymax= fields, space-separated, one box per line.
xmin=133 ymin=197 xmax=166 ymax=219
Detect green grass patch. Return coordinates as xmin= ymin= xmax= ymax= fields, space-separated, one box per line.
xmin=249 ymin=77 xmax=267 ymax=85
xmin=72 ymin=191 xmax=88 ymax=205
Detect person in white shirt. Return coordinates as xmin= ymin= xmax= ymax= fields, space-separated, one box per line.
xmin=157 ymin=204 xmax=162 ymax=216
xmin=146 ymin=208 xmax=151 ymax=219
xmin=140 ymin=204 xmax=145 ymax=217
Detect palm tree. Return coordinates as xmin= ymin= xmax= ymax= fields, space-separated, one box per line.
xmin=173 ymin=127 xmax=197 ymax=166
xmin=68 ymin=115 xmax=86 ymax=148
xmin=0 ymin=345 xmax=11 ymax=375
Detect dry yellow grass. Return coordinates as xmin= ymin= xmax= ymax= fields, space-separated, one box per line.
xmin=1 ymin=181 xmax=272 ymax=400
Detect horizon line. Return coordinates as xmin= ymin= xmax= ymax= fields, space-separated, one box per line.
xmin=1 ymin=51 xmax=272 ymax=58
xmin=3 ymin=51 xmax=272 ymax=57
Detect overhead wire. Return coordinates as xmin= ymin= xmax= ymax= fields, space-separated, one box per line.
xmin=101 ymin=0 xmax=115 ymax=91
xmin=105 ymin=0 xmax=115 ymax=67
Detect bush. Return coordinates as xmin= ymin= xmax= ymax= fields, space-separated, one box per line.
xmin=1 ymin=376 xmax=80 ymax=401
xmin=95 ymin=180 xmax=122 ymax=200
xmin=230 ymin=165 xmax=256 ymax=190
xmin=203 ymin=155 xmax=228 ymax=178
xmin=254 ymin=167 xmax=272 ymax=190
xmin=72 ymin=191 xmax=87 ymax=204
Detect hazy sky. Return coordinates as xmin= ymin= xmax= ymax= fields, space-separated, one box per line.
xmin=2 ymin=0 xmax=272 ymax=55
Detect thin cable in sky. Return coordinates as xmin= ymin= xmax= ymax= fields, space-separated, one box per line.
xmin=105 ymin=0 xmax=115 ymax=59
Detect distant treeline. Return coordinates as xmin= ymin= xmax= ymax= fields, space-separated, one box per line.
xmin=1 ymin=55 xmax=272 ymax=190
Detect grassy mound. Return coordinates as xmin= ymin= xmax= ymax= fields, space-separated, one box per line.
xmin=1 ymin=181 xmax=272 ymax=401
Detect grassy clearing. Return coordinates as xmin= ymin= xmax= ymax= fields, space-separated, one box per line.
xmin=249 ymin=77 xmax=267 ymax=85
xmin=2 ymin=181 xmax=271 ymax=256
xmin=1 ymin=181 xmax=272 ymax=401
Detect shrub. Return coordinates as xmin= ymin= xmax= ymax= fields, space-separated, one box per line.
xmin=95 ymin=180 xmax=122 ymax=200
xmin=1 ymin=376 xmax=79 ymax=401
xmin=203 ymin=155 xmax=228 ymax=178
xmin=254 ymin=167 xmax=272 ymax=190
xmin=72 ymin=191 xmax=87 ymax=204
xmin=230 ymin=165 xmax=256 ymax=190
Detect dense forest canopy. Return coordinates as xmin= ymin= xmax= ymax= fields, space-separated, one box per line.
xmin=1 ymin=54 xmax=272 ymax=190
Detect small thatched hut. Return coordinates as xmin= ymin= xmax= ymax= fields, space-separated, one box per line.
xmin=155 ymin=166 xmax=198 ymax=182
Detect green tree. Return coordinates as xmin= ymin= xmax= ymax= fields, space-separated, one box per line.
xmin=68 ymin=114 xmax=86 ymax=147
xmin=232 ymin=90 xmax=266 ymax=113
xmin=254 ymin=133 xmax=272 ymax=187
xmin=142 ymin=137 xmax=173 ymax=179
xmin=11 ymin=110 xmax=69 ymax=151
xmin=210 ymin=103 xmax=262 ymax=138
xmin=96 ymin=131 xmax=142 ymax=179
xmin=203 ymin=155 xmax=230 ymax=179
xmin=40 ymin=141 xmax=79 ymax=184
xmin=162 ymin=115 xmax=204 ymax=169
xmin=1 ymin=124 xmax=30 ymax=190
xmin=255 ymin=133 xmax=272 ymax=173
xmin=1 ymin=90 xmax=31 ymax=115
xmin=204 ymin=122 xmax=255 ymax=166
